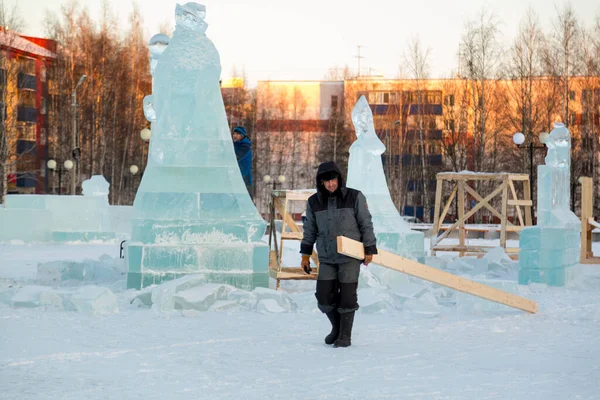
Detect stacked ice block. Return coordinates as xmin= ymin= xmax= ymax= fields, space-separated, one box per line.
xmin=125 ymin=3 xmax=269 ymax=290
xmin=0 ymin=175 xmax=115 ymax=242
xmin=519 ymin=123 xmax=580 ymax=286
xmin=346 ymin=96 xmax=425 ymax=260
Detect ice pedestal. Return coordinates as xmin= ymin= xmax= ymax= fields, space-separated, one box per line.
xmin=519 ymin=123 xmax=580 ymax=286
xmin=125 ymin=3 xmax=268 ymax=290
xmin=346 ymin=96 xmax=425 ymax=260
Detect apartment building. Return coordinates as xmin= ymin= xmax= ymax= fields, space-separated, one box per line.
xmin=0 ymin=29 xmax=57 ymax=194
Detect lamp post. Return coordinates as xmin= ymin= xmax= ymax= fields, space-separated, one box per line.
xmin=47 ymin=159 xmax=74 ymax=195
xmin=512 ymin=131 xmax=548 ymax=220
xmin=71 ymin=74 xmax=86 ymax=194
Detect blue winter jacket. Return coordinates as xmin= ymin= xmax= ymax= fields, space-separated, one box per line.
xmin=234 ymin=136 xmax=253 ymax=186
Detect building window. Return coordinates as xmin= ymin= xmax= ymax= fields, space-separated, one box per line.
xmin=444 ymin=95 xmax=455 ymax=106
xmin=331 ymin=95 xmax=338 ymax=109
xmin=569 ymin=91 xmax=576 ymax=101
xmin=19 ymin=56 xmax=36 ymax=75
xmin=444 ymin=119 xmax=455 ymax=131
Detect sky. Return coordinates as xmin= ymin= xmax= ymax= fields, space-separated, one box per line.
xmin=6 ymin=0 xmax=600 ymax=86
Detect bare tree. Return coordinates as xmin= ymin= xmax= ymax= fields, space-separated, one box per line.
xmin=0 ymin=1 xmax=25 ymax=204
xmin=460 ymin=8 xmax=502 ymax=173
xmin=404 ymin=37 xmax=433 ymax=222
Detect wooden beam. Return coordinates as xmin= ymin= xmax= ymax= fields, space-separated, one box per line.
xmin=463 ymin=184 xmax=515 ymax=227
xmin=500 ymin=178 xmax=509 ymax=248
xmin=523 ymin=179 xmax=533 ymax=226
xmin=508 ymin=180 xmax=524 ymax=227
xmin=580 ymin=177 xmax=594 ymax=261
xmin=438 ymin=185 xmax=458 ymax=232
xmin=433 ymin=183 xmax=507 ymax=245
xmin=457 ymin=180 xmax=465 ymax=254
xmin=432 ymin=178 xmax=444 ymax=250
xmin=337 ymin=236 xmax=538 ymax=314
xmin=507 ymin=200 xmax=533 ymax=206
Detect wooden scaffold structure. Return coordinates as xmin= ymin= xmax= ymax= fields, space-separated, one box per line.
xmin=579 ymin=177 xmax=600 ymax=264
xmin=431 ymin=172 xmax=533 ymax=257
xmin=268 ymin=189 xmax=319 ymax=289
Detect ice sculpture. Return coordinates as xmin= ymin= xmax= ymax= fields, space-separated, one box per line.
xmin=125 ymin=3 xmax=269 ymax=290
xmin=519 ymin=122 xmax=580 ymax=286
xmin=346 ymin=96 xmax=425 ymax=260
xmin=0 ymin=175 xmax=115 ymax=242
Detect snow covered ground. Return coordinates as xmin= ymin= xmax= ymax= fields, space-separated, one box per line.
xmin=1 ymin=239 xmax=600 ymax=400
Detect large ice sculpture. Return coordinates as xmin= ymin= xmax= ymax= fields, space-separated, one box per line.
xmin=346 ymin=96 xmax=425 ymax=259
xmin=125 ymin=3 xmax=269 ymax=290
xmin=519 ymin=122 xmax=580 ymax=286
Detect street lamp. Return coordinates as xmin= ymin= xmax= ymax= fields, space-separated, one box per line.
xmin=47 ymin=159 xmax=74 ymax=195
xmin=512 ymin=131 xmax=548 ymax=219
xmin=71 ymin=74 xmax=87 ymax=194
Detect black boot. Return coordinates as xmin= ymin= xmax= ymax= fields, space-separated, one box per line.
xmin=333 ymin=311 xmax=355 ymax=348
xmin=324 ymin=311 xmax=340 ymax=345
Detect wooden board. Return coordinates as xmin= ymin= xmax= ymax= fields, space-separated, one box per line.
xmin=337 ymin=236 xmax=538 ymax=314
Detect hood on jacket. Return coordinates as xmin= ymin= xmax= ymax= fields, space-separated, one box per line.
xmin=316 ymin=161 xmax=344 ymax=198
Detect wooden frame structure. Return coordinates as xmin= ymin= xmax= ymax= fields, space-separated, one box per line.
xmin=337 ymin=236 xmax=538 ymax=314
xmin=268 ymin=190 xmax=319 ymax=289
xmin=431 ymin=172 xmax=533 ymax=257
xmin=580 ymin=177 xmax=600 ymax=264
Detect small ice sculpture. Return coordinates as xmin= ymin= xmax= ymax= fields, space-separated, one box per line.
xmin=346 ymin=96 xmax=425 ymax=259
xmin=125 ymin=3 xmax=269 ymax=290
xmin=519 ymin=122 xmax=580 ymax=286
xmin=82 ymin=175 xmax=110 ymax=197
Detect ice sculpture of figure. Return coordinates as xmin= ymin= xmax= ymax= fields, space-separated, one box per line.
xmin=519 ymin=122 xmax=580 ymax=286
xmin=125 ymin=3 xmax=269 ymax=289
xmin=346 ymin=96 xmax=425 ymax=259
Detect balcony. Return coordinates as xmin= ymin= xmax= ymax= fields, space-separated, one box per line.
xmin=402 ymin=104 xmax=443 ymax=116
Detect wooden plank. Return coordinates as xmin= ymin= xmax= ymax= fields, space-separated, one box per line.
xmin=508 ymin=180 xmax=524 ymax=227
xmin=438 ymin=185 xmax=458 ymax=232
xmin=580 ymin=177 xmax=594 ymax=261
xmin=432 ymin=245 xmax=521 ymax=253
xmin=276 ymin=271 xmax=318 ymax=280
xmin=500 ymin=179 xmax=509 ymax=248
xmin=523 ymin=179 xmax=533 ymax=226
xmin=338 ymin=236 xmax=537 ymax=314
xmin=457 ymin=180 xmax=465 ymax=254
xmin=273 ymin=196 xmax=319 ymax=267
xmin=281 ymin=232 xmax=303 ymax=240
xmin=588 ymin=219 xmax=600 ymax=230
xmin=432 ymin=178 xmax=443 ymax=251
xmin=507 ymin=200 xmax=533 ymax=206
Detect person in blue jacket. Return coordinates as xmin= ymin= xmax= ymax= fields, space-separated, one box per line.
xmin=232 ymin=126 xmax=253 ymax=199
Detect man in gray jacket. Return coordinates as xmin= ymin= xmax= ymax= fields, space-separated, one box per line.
xmin=300 ymin=161 xmax=377 ymax=348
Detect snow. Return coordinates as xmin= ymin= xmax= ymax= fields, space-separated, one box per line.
xmin=1 ymin=240 xmax=600 ymax=399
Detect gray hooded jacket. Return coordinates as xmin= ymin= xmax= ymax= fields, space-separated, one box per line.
xmin=300 ymin=161 xmax=377 ymax=263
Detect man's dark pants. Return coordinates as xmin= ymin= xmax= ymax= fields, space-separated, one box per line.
xmin=315 ymin=259 xmax=361 ymax=314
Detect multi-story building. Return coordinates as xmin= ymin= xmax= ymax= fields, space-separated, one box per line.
xmin=252 ymin=75 xmax=600 ymax=220
xmin=254 ymin=80 xmax=344 ymax=214
xmin=0 ymin=29 xmax=56 ymax=194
